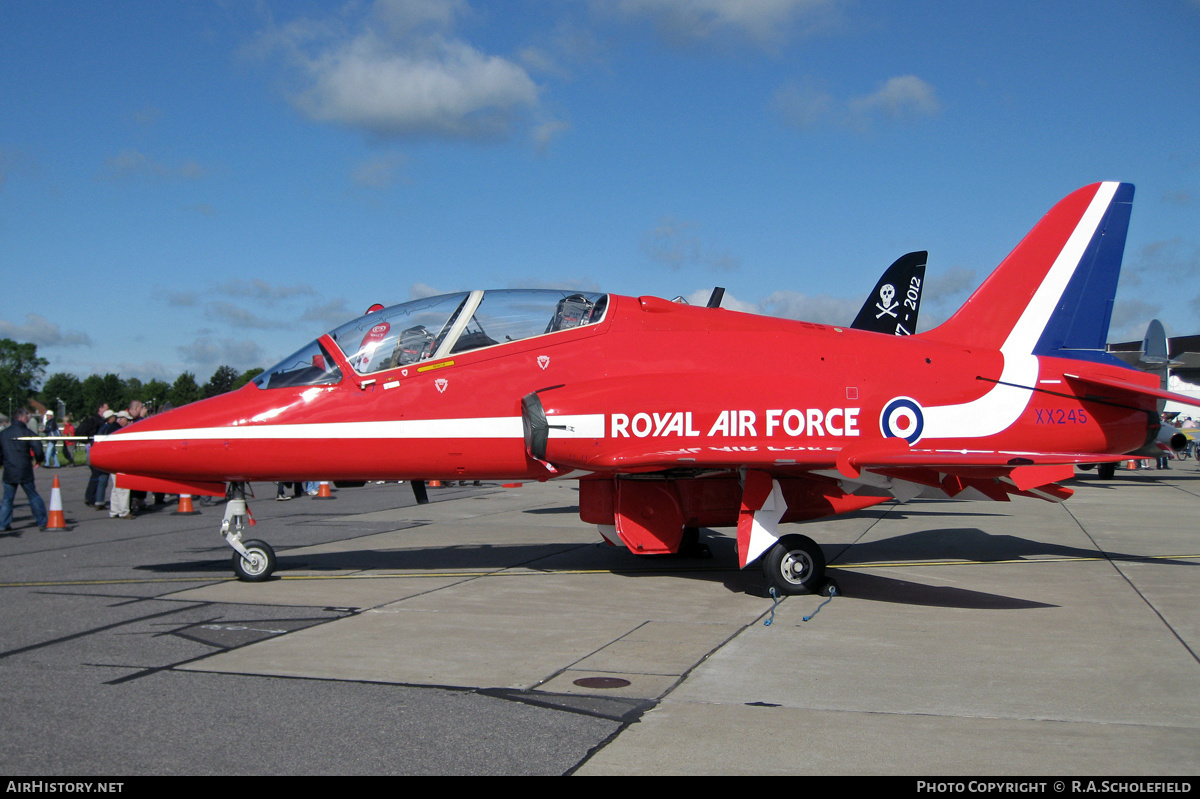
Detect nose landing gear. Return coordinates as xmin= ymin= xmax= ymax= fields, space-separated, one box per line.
xmin=222 ymin=483 xmax=277 ymax=582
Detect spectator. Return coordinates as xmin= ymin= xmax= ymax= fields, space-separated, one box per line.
xmin=108 ymin=412 xmax=136 ymax=519
xmin=85 ymin=409 xmax=117 ymax=509
xmin=1 ymin=409 xmax=49 ymax=532
xmin=62 ymin=416 xmax=76 ymax=466
xmin=43 ymin=411 xmax=60 ymax=468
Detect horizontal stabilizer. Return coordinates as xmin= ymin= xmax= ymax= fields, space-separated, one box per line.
xmin=1064 ymin=372 xmax=1200 ymax=409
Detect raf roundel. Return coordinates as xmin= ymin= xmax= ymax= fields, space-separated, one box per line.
xmin=880 ymin=396 xmax=924 ymax=444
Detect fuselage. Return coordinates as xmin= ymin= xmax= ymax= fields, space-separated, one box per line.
xmin=90 ymin=291 xmax=1155 ymax=486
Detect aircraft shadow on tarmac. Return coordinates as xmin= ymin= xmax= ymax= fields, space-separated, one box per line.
xmin=826 ymin=526 xmax=1187 ymax=565
xmin=133 ymin=521 xmax=1194 ymax=611
xmin=824 ymin=571 xmax=1057 ymax=609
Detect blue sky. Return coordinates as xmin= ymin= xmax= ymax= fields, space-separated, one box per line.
xmin=2 ymin=0 xmax=1199 ymax=385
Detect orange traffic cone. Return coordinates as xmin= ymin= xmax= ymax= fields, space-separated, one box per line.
xmin=427 ymin=479 xmax=443 ymax=488
xmin=45 ymin=475 xmax=67 ymax=530
xmin=173 ymin=494 xmax=201 ymax=515
xmin=313 ymin=481 xmax=335 ymax=499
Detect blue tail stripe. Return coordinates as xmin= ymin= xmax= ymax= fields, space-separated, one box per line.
xmin=1033 ymin=182 xmax=1134 ymax=362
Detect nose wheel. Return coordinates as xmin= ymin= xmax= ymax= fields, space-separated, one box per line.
xmin=232 ymin=539 xmax=276 ymax=582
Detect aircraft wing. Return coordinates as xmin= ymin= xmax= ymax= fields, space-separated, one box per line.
xmin=541 ymin=427 xmax=1115 ymax=506
xmin=557 ymin=439 xmax=1118 ymax=473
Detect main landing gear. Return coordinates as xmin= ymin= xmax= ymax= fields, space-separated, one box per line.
xmin=222 ymin=483 xmax=277 ymax=582
xmin=761 ymin=534 xmax=827 ymax=596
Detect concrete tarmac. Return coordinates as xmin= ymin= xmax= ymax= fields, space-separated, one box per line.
xmin=1 ymin=462 xmax=1198 ymax=774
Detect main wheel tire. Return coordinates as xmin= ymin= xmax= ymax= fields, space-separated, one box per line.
xmin=763 ymin=534 xmax=826 ymax=595
xmin=232 ymin=539 xmax=276 ymax=582
xmin=1097 ymin=462 xmax=1116 ymax=480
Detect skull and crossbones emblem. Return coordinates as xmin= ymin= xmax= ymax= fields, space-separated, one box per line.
xmin=875 ymin=284 xmax=899 ymax=319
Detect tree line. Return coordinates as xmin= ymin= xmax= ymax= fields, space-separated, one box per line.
xmin=1 ymin=338 xmax=263 ymax=421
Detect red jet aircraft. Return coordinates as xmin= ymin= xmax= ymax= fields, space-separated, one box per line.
xmin=91 ymin=182 xmax=1200 ymax=593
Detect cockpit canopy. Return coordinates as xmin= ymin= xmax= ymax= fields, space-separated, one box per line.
xmin=254 ymin=289 xmax=608 ymax=389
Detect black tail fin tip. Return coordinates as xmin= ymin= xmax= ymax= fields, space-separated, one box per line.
xmin=851 ymin=251 xmax=927 ymax=336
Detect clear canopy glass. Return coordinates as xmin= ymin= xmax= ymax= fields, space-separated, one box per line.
xmin=253 ymin=339 xmax=342 ymax=389
xmin=254 ymin=289 xmax=608 ymax=387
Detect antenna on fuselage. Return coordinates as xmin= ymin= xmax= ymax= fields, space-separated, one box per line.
xmin=706 ymin=287 xmax=725 ymax=309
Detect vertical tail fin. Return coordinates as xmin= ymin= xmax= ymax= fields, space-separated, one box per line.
xmin=925 ymin=182 xmax=1134 ymax=363
xmin=851 ymin=251 xmax=927 ymax=335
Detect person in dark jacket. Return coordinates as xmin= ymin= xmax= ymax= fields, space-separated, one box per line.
xmin=80 ymin=406 xmax=112 ymax=508
xmin=1 ymin=409 xmax=48 ymax=532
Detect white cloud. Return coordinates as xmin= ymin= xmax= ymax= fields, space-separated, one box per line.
xmin=607 ymin=0 xmax=842 ymax=48
xmin=924 ymin=265 xmax=978 ymax=307
xmin=642 ymin=216 xmax=739 ymax=272
xmin=203 ymin=301 xmax=290 ymax=331
xmin=409 ymin=282 xmax=449 ymax=299
xmin=177 ymin=337 xmax=267 ymax=370
xmin=776 ymin=74 xmax=941 ymax=131
xmin=351 ymin=153 xmax=408 ymax=188
xmin=214 ymin=278 xmax=319 ymax=303
xmin=99 ymin=149 xmax=206 ymax=181
xmin=1130 ymin=238 xmax=1200 ymax=279
xmin=847 ymin=75 xmax=941 ymax=125
xmin=532 ymin=119 xmax=571 ymax=152
xmin=772 ymin=79 xmax=834 ymax=130
xmin=1108 ymin=299 xmax=1163 ymax=342
xmin=0 ymin=314 xmax=92 ymax=348
xmin=759 ymin=289 xmax=858 ymax=324
xmin=373 ymin=0 xmax=469 ymax=36
xmin=681 ymin=287 xmax=856 ymax=324
xmin=302 ymin=298 xmax=357 ymax=329
xmin=262 ymin=2 xmax=540 ymax=141
xmin=683 ymin=288 xmax=758 ymax=313
xmin=297 ymin=35 xmax=538 ymax=139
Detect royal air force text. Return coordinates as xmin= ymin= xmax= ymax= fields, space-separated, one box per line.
xmin=610 ymin=409 xmax=861 ymax=439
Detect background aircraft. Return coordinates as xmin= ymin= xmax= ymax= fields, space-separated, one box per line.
xmin=850 ymin=251 xmax=927 ymax=336
xmin=1108 ymin=320 xmax=1200 ymax=418
xmin=90 ymin=182 xmax=1200 ymax=595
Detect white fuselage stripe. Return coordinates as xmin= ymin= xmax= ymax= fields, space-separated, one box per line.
xmin=96 ymin=414 xmax=604 ymax=443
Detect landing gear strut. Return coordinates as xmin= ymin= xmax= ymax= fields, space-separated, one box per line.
xmin=222 ymin=483 xmax=276 ymax=582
